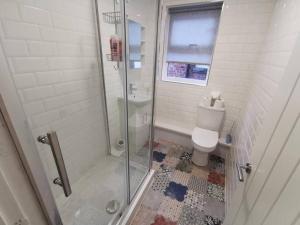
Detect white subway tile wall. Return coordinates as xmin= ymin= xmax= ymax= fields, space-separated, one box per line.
xmin=155 ymin=0 xmax=275 ymax=138
xmin=0 ymin=0 xmax=107 ymax=198
xmin=97 ymin=0 xmax=123 ymax=149
xmin=227 ymin=0 xmax=300 ymax=211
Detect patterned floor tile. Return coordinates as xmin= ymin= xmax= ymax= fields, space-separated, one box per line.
xmin=154 ymin=144 xmax=170 ymax=154
xmin=153 ymin=161 xmax=162 ymax=170
xmin=207 ymin=183 xmax=224 ymax=202
xmin=203 ymin=196 xmax=225 ymax=220
xmin=175 ymin=160 xmax=193 ymax=173
xmin=158 ymin=164 xmax=175 ymax=174
xmin=187 ymin=175 xmax=208 ymax=194
xmin=153 ymin=141 xmax=160 ymax=148
xmin=131 ymin=139 xmax=225 ymax=225
xmin=143 ymin=189 xmax=164 ymax=210
xmin=208 ymin=155 xmax=225 ymax=175
xmin=170 ymin=170 xmax=191 ymax=186
xmin=184 ymin=190 xmax=205 ymax=211
xmin=151 ymin=173 xmax=170 ymax=192
xmin=178 ymin=205 xmax=205 ymax=225
xmin=191 ymin=166 xmax=209 ymax=180
xmin=164 ymin=182 xmax=188 ymax=202
xmin=150 ymin=215 xmax=178 ymax=225
xmin=180 ymin=152 xmax=192 ymax=161
xmin=208 ymin=171 xmax=225 ymax=187
xmin=157 ymin=197 xmax=184 ymax=222
xmin=153 ymin=151 xmax=166 ymax=162
xmin=131 ymin=205 xmax=156 ymax=225
xmin=164 ymin=156 xmax=180 ymax=168
xmin=171 ymin=143 xmax=184 ymax=152
xmin=203 ymin=215 xmax=222 ymax=225
xmin=167 ymin=146 xmax=184 ymax=158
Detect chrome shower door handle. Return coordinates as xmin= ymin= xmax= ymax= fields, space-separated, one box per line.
xmin=236 ymin=163 xmax=252 ymax=182
xmin=37 ymin=131 xmax=72 ymax=197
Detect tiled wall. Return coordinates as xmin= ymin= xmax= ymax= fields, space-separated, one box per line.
xmin=97 ymin=0 xmax=124 ymax=150
xmin=0 ymin=0 xmax=107 ymax=198
xmin=226 ymin=0 xmax=300 ymax=211
xmin=155 ymin=0 xmax=274 ymax=138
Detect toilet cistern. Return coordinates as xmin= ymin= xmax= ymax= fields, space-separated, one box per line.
xmin=191 ymin=101 xmax=225 ymax=166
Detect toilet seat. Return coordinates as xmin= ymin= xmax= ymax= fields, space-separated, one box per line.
xmin=192 ymin=127 xmax=218 ymax=152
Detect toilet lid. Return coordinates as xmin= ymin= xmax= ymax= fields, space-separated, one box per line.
xmin=192 ymin=127 xmax=218 ymax=149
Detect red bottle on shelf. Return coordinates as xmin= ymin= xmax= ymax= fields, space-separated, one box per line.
xmin=110 ymin=35 xmax=122 ymax=61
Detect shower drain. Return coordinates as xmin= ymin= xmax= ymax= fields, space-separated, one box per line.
xmin=106 ymin=200 xmax=120 ymax=214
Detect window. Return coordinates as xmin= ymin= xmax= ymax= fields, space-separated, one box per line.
xmin=128 ymin=20 xmax=142 ymax=69
xmin=162 ymin=2 xmax=222 ymax=86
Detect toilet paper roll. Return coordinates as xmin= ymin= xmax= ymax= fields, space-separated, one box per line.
xmin=211 ymin=91 xmax=221 ymax=99
xmin=201 ymin=97 xmax=210 ymax=107
xmin=214 ymin=99 xmax=224 ymax=109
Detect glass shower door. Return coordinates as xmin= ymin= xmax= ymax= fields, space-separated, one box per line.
xmin=0 ymin=0 xmax=159 ymax=223
xmin=124 ymin=0 xmax=159 ymax=199
xmin=0 ymin=0 xmax=126 ymax=224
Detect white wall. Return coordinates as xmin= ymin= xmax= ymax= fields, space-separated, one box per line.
xmin=227 ymin=0 xmax=300 ymax=211
xmin=155 ymin=0 xmax=274 ymax=137
xmin=0 ymin=0 xmax=107 ymax=198
xmin=0 ymin=113 xmax=47 ymax=225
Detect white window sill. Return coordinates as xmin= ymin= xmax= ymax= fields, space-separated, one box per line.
xmin=162 ymin=77 xmax=208 ymax=86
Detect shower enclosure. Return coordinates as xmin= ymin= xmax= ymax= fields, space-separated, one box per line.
xmin=0 ymin=0 xmax=159 ymax=224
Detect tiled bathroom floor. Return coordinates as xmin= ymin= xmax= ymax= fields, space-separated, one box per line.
xmin=131 ymin=140 xmax=225 ymax=225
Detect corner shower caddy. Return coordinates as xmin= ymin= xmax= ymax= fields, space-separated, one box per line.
xmin=103 ymin=11 xmax=121 ymax=68
xmin=103 ymin=11 xmax=121 ymax=24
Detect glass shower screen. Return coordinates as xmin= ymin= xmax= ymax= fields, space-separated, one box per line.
xmin=0 ymin=0 xmax=159 ymax=224
xmin=124 ymin=0 xmax=159 ymax=199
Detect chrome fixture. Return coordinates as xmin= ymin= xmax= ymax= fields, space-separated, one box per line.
xmin=236 ymin=163 xmax=252 ymax=182
xmin=53 ymin=178 xmax=63 ymax=187
xmin=106 ymin=200 xmax=120 ymax=214
xmin=37 ymin=132 xmax=72 ymax=197
xmin=37 ymin=135 xmax=49 ymax=144
xmin=129 ymin=83 xmax=137 ymax=95
xmin=102 ymin=11 xmax=121 ymax=24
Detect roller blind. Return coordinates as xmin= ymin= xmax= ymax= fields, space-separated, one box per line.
xmin=167 ymin=3 xmax=222 ymax=64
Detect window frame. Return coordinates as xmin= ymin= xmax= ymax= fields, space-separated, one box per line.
xmin=162 ymin=62 xmax=211 ymax=85
xmin=158 ymin=0 xmax=223 ymax=86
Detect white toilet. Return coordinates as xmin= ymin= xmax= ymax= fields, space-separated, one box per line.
xmin=191 ymin=103 xmax=225 ymax=166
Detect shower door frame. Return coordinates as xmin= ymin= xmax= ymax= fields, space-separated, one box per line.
xmin=0 ymin=0 xmax=160 ymax=224
xmin=119 ymin=0 xmax=161 ymax=202
xmin=119 ymin=0 xmax=131 ymax=204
